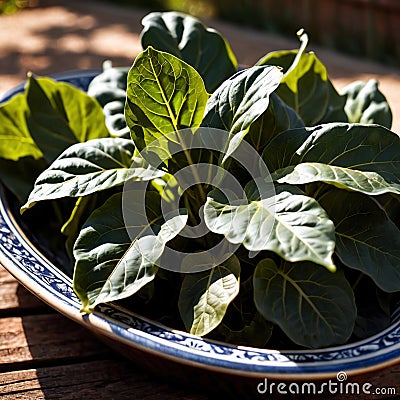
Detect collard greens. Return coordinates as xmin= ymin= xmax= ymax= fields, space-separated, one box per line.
xmin=1 ymin=12 xmax=399 ymax=349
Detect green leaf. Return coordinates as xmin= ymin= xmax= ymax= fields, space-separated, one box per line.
xmin=61 ymin=195 xmax=98 ymax=262
xmin=376 ymin=193 xmax=400 ymax=224
xmin=0 ymin=93 xmax=42 ymax=161
xmin=0 ymin=157 xmax=48 ymax=203
xmin=140 ymin=11 xmax=238 ymax=92
xmin=125 ymin=46 xmax=208 ymax=152
xmin=263 ymin=124 xmax=400 ymax=186
xmin=21 ymin=138 xmax=163 ymax=212
xmin=273 ymin=162 xmax=400 ymax=196
xmin=246 ymin=92 xmax=304 ymax=153
xmin=219 ymin=312 xmax=274 ymax=347
xmin=319 ymin=80 xmax=349 ymax=124
xmin=0 ymin=76 xmax=110 ymax=202
xmin=262 ymin=126 xmax=309 ymax=172
xmin=318 ymin=188 xmax=400 ymax=292
xmin=257 ymin=49 xmax=347 ymax=126
xmin=87 ymin=66 xmax=129 ymax=107
xmin=201 ymin=66 xmax=283 ymax=161
xmin=253 ymin=258 xmax=356 ymax=348
xmin=178 ymin=255 xmax=240 ymax=336
xmin=342 ymin=79 xmax=392 ymax=129
xmin=0 ymin=92 xmax=46 ymax=201
xmin=73 ymin=191 xmax=188 ymax=312
xmin=204 ymin=190 xmax=336 ymax=271
xmin=353 ymin=280 xmax=392 ymax=339
xmin=26 ymin=75 xmax=109 ymax=162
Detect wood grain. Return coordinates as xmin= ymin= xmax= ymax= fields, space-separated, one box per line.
xmin=0 ymin=313 xmax=110 ymax=368
xmin=0 ymin=281 xmax=48 ymax=315
xmin=0 ymin=268 xmax=15 ymax=284
xmin=0 ymin=267 xmax=211 ymax=399
xmin=0 ymin=360 xmax=210 ymax=400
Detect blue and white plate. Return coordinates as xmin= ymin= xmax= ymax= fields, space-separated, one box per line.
xmin=1 ymin=71 xmax=399 ymax=397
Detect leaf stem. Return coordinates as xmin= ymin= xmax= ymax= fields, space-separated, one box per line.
xmin=307 ymin=183 xmax=329 ymax=200
xmin=183 ymin=191 xmax=200 ymax=227
xmin=284 ymin=28 xmax=308 ymax=113
xmin=51 ymin=201 xmax=65 ymax=228
xmin=176 ymin=130 xmax=207 ymax=204
xmin=352 ymin=272 xmax=364 ymax=291
xmin=283 ymin=29 xmax=309 ymax=79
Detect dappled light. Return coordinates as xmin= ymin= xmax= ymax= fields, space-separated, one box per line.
xmin=0 ymin=2 xmax=143 ymax=93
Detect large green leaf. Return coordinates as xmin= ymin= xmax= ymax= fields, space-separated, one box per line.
xmin=342 ymin=79 xmax=392 ymax=129
xmin=0 ymin=93 xmax=42 ymax=161
xmin=26 ymin=75 xmax=109 ymax=162
xmin=219 ymin=312 xmax=274 ymax=347
xmin=204 ymin=190 xmax=336 ymax=271
xmin=73 ymin=191 xmax=188 ymax=312
xmin=253 ymin=258 xmax=356 ymax=348
xmin=262 ymin=126 xmax=309 ymax=172
xmin=87 ymin=65 xmax=129 ymax=107
xmin=318 ymin=188 xmax=400 ymax=292
xmin=0 ymin=157 xmax=48 ymax=203
xmin=273 ymin=162 xmax=400 ymax=196
xmin=140 ymin=11 xmax=237 ymax=92
xmin=263 ymin=124 xmax=400 ymax=186
xmin=246 ymin=92 xmax=304 ymax=153
xmin=125 ymin=46 xmax=208 ymax=152
xmin=178 ymin=255 xmax=240 ymax=336
xmin=0 ymin=92 xmax=47 ymax=202
xmin=201 ymin=66 xmax=282 ymax=161
xmin=257 ymin=47 xmax=347 ymax=126
xmin=87 ymin=65 xmax=130 ymax=138
xmin=0 ymin=76 xmax=110 ymax=202
xmin=376 ymin=193 xmax=400 ymax=225
xmin=21 ymin=138 xmax=163 ymax=212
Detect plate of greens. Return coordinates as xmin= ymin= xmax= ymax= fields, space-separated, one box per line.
xmin=1 ymin=11 xmax=400 ymax=397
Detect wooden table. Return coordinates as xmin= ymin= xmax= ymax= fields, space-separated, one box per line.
xmin=0 ymin=266 xmax=211 ymax=399
xmin=2 ymin=269 xmax=400 ymax=400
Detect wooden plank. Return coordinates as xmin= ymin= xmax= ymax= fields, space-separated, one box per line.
xmin=0 ymin=281 xmax=48 ymax=315
xmin=2 ymin=359 xmax=397 ymax=400
xmin=0 ymin=267 xmax=15 ymax=284
xmin=0 ymin=360 xmax=209 ymax=400
xmin=0 ymin=314 xmax=110 ymax=368
xmin=0 ymin=266 xmax=48 ymax=315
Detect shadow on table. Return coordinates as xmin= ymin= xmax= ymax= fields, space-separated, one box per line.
xmin=17 ymin=283 xmax=216 ymax=399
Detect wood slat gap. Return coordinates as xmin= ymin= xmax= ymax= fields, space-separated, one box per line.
xmin=0 ymin=353 xmax=108 ymax=374
xmin=0 ymin=306 xmax=54 ymax=319
xmin=0 ymin=358 xmax=211 ymax=400
xmin=0 ymin=314 xmax=112 ymax=367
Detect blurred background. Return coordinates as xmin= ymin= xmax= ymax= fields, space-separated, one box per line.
xmin=6 ymin=0 xmax=398 ymax=66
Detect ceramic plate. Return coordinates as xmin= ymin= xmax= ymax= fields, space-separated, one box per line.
xmin=1 ymin=72 xmax=400 ymax=395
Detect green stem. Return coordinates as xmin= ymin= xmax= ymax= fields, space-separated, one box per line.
xmin=183 ymin=191 xmax=200 ymax=227
xmin=51 ymin=201 xmax=65 ymax=228
xmin=283 ymin=28 xmax=309 ymax=114
xmin=352 ymin=272 xmax=364 ymax=291
xmin=283 ymin=28 xmax=309 ymax=79
xmin=308 ymin=183 xmax=329 ymax=200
